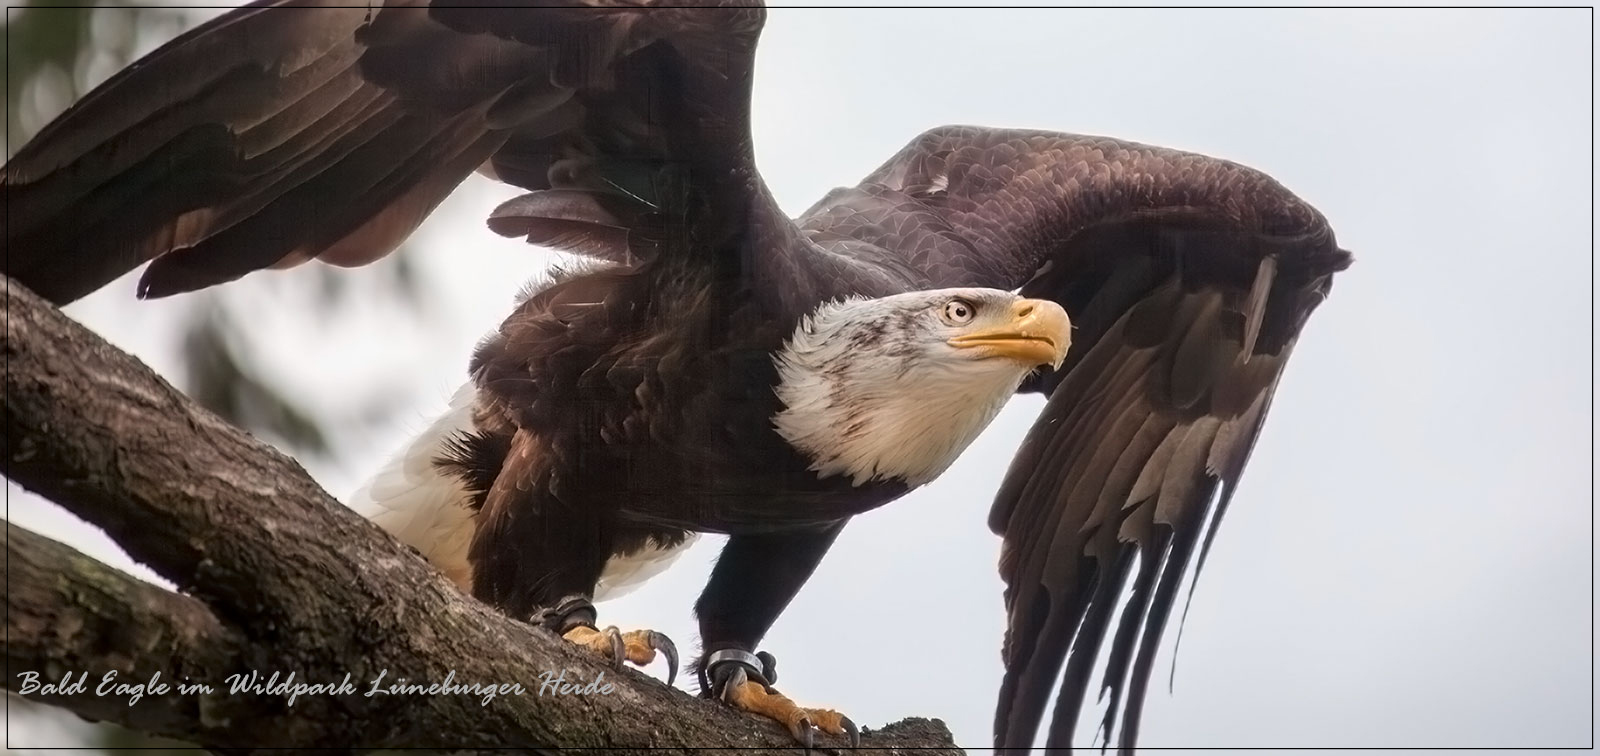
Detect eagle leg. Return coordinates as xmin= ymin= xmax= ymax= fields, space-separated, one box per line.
xmin=707 ymin=658 xmax=858 ymax=749
xmin=693 ymin=525 xmax=855 ymax=748
xmin=534 ymin=594 xmax=679 ymax=686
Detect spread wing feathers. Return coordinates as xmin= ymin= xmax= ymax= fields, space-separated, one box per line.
xmin=988 ymin=280 xmax=1292 ymax=752
xmin=798 ymin=125 xmax=1350 ymax=751
xmin=2 ymin=0 xmax=766 ymax=305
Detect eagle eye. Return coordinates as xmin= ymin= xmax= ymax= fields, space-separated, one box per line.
xmin=941 ymin=299 xmax=977 ymax=325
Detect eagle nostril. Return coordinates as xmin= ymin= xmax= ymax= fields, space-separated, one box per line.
xmin=1015 ymin=303 xmax=1034 ymax=319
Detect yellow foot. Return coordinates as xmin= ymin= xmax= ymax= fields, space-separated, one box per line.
xmin=721 ymin=668 xmax=860 ymax=749
xmin=562 ymin=625 xmax=678 ymax=685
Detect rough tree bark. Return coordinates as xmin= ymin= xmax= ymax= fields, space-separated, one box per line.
xmin=1 ymin=275 xmax=963 ymax=754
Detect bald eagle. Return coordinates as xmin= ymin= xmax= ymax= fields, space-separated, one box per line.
xmin=2 ymin=1 xmax=1350 ymax=751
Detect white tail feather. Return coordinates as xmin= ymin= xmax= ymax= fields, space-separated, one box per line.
xmin=347 ymin=384 xmax=479 ymax=590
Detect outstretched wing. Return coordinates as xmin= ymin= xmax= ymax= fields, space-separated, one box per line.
xmin=798 ymin=126 xmax=1351 ymax=751
xmin=3 ymin=0 xmax=765 ymax=305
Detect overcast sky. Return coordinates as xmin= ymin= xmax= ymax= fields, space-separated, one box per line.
xmin=6 ymin=6 xmax=1593 ymax=751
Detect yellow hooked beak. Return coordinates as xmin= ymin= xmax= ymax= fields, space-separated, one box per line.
xmin=947 ymin=298 xmax=1072 ymax=370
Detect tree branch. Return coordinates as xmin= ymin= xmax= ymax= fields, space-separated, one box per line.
xmin=0 ymin=275 xmax=963 ymax=754
xmin=3 ymin=522 xmax=254 ymax=744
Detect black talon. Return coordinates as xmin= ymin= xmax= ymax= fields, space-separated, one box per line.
xmin=718 ymin=665 xmax=748 ymax=705
xmin=603 ymin=626 xmax=625 ymax=669
xmin=649 ymin=630 xmax=679 ymax=687
xmin=842 ymin=715 xmax=860 ymax=748
xmin=798 ymin=719 xmax=815 ymax=752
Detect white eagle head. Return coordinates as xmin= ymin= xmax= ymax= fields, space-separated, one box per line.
xmin=773 ymin=288 xmax=1071 ymax=487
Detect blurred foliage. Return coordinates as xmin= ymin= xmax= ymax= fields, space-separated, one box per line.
xmin=180 ymin=298 xmax=335 ymax=453
xmin=3 ymin=0 xmax=190 ymax=151
xmin=5 ymin=3 xmax=434 ymax=750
